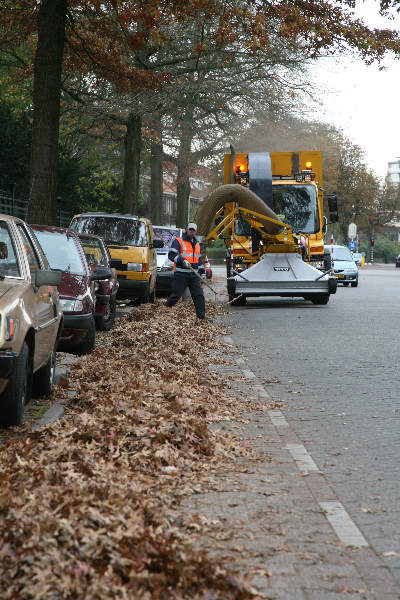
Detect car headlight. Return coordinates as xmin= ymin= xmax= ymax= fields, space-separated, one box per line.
xmin=60 ymin=299 xmax=84 ymax=312
xmin=126 ymin=262 xmax=142 ymax=271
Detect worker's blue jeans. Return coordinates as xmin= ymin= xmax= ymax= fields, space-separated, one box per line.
xmin=165 ymin=274 xmax=206 ymax=319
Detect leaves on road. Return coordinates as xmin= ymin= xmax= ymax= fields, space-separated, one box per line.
xmin=0 ymin=302 xmax=260 ymax=599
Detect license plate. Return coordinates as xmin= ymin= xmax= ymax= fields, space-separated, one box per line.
xmin=336 ymin=274 xmax=344 ymax=278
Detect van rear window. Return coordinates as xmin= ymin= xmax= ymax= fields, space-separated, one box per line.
xmin=71 ymin=217 xmax=147 ymax=247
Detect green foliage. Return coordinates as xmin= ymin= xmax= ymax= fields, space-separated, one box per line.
xmin=206 ymin=237 xmax=226 ymax=258
xmin=370 ymin=236 xmax=399 ymax=264
xmin=73 ymin=170 xmax=123 ymax=215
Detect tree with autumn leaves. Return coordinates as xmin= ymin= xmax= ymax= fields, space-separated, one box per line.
xmin=1 ymin=0 xmax=400 ymax=224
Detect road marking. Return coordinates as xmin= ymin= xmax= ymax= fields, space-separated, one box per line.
xmin=268 ymin=409 xmax=288 ymax=427
xmin=286 ymin=443 xmax=319 ymax=472
xmin=319 ymin=501 xmax=368 ymax=547
xmin=243 ymin=369 xmax=256 ymax=379
xmin=253 ymin=384 xmax=270 ymax=399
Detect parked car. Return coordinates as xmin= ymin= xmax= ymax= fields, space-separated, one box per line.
xmin=324 ymin=245 xmax=358 ymax=287
xmin=69 ymin=213 xmax=164 ymax=302
xmin=0 ymin=215 xmax=63 ymax=426
xmin=78 ymin=233 xmax=119 ymax=331
xmin=153 ymin=226 xmax=183 ymax=294
xmin=396 ymin=254 xmax=400 ymax=268
xmin=31 ymin=226 xmax=111 ymax=355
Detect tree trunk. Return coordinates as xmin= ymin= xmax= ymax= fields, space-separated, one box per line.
xmin=27 ymin=0 xmax=67 ymax=225
xmin=150 ymin=113 xmax=163 ymax=225
xmin=122 ymin=113 xmax=142 ymax=214
xmin=176 ymin=114 xmax=193 ymax=228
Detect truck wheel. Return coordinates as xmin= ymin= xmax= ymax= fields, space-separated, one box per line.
xmin=0 ymin=341 xmax=32 ymax=427
xmin=95 ymin=297 xmax=116 ymax=331
xmin=33 ymin=347 xmax=56 ymax=397
xmin=73 ymin=316 xmax=96 ymax=355
xmin=311 ymin=294 xmax=329 ymax=305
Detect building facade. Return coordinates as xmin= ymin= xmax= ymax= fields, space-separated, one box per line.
xmin=387 ymin=159 xmax=400 ymax=186
xmin=143 ymin=162 xmax=213 ymax=226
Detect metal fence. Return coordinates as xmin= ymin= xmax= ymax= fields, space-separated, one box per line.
xmin=0 ymin=189 xmax=73 ymax=227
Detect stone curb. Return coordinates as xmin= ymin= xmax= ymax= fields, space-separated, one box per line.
xmin=33 ymin=402 xmax=65 ymax=430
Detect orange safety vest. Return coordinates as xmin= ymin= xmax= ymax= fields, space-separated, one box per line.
xmin=174 ymin=237 xmax=201 ymax=272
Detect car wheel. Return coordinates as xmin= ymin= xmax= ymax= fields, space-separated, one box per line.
xmin=0 ymin=341 xmax=32 ymax=427
xmin=95 ymin=297 xmax=116 ymax=331
xmin=343 ymin=282 xmax=349 ymax=286
xmin=73 ymin=315 xmax=96 ymax=356
xmin=311 ymin=294 xmax=329 ymax=305
xmin=351 ymin=280 xmax=358 ymax=287
xmin=32 ymin=347 xmax=56 ymax=397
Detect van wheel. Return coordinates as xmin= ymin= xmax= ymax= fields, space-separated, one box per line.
xmin=73 ymin=316 xmax=96 ymax=355
xmin=0 ymin=341 xmax=32 ymax=427
xmin=33 ymin=347 xmax=56 ymax=397
xmin=343 ymin=282 xmax=349 ymax=287
xmin=351 ymin=280 xmax=358 ymax=287
xmin=95 ymin=297 xmax=116 ymax=331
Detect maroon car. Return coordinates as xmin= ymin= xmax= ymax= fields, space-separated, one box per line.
xmin=31 ymin=226 xmax=111 ymax=355
xmin=78 ymin=233 xmax=119 ymax=331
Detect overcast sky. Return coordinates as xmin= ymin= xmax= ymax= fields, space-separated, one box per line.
xmin=308 ymin=1 xmax=400 ymax=180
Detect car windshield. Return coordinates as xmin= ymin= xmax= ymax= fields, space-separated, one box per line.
xmin=71 ymin=216 xmax=147 ymax=247
xmin=153 ymin=227 xmax=180 ymax=253
xmin=79 ymin=236 xmax=107 ymax=266
xmin=273 ymin=184 xmax=319 ymax=233
xmin=34 ymin=230 xmax=85 ymax=274
xmin=326 ymin=247 xmax=354 ymax=261
xmin=0 ymin=221 xmax=21 ymax=277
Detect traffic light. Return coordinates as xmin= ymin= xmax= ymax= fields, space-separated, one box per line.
xmin=371 ymin=238 xmax=375 ymax=247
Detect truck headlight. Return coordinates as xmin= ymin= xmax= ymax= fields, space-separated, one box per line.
xmin=126 ymin=263 xmax=142 ymax=271
xmin=60 ymin=299 xmax=83 ymax=312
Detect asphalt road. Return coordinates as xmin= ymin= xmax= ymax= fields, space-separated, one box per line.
xmin=226 ymin=264 xmax=400 ymax=583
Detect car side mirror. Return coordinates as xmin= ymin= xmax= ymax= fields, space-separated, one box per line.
xmin=91 ymin=268 xmax=112 ymax=281
xmin=35 ymin=269 xmax=62 ymax=287
xmin=153 ymin=239 xmax=164 ymax=249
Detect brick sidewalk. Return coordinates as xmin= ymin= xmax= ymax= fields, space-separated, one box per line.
xmin=181 ymin=335 xmax=400 ymax=599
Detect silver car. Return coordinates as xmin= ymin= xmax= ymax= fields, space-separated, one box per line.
xmin=0 ymin=215 xmax=63 ymax=426
xmin=324 ymin=245 xmax=359 ymax=287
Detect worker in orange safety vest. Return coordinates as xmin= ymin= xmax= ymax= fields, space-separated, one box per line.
xmin=165 ymin=222 xmax=208 ymax=320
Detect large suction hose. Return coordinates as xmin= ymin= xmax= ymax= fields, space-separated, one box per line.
xmin=195 ymin=184 xmax=283 ymax=236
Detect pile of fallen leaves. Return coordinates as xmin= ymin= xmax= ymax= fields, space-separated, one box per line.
xmin=0 ymin=302 xmax=258 ymax=599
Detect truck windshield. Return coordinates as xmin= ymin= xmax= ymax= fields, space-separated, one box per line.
xmin=71 ymin=217 xmax=147 ymax=247
xmin=273 ymin=185 xmax=319 ymax=234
